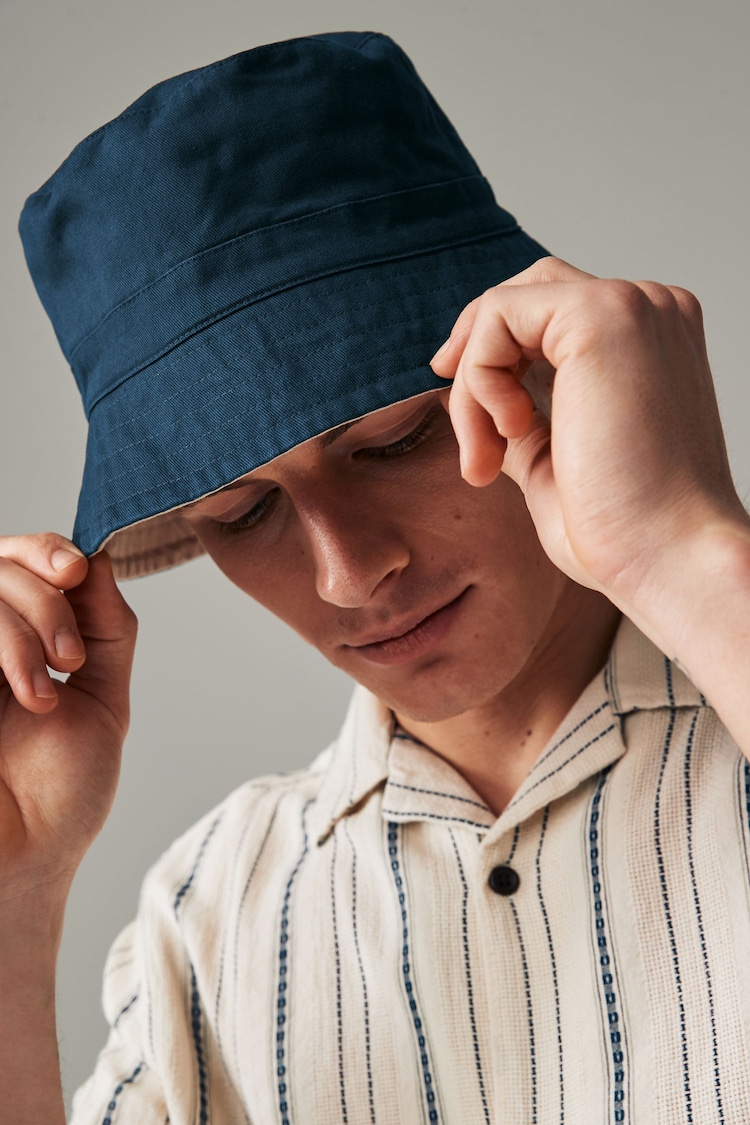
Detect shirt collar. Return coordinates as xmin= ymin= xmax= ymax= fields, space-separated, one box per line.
xmin=312 ymin=616 xmax=709 ymax=844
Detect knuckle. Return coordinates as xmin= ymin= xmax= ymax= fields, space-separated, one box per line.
xmin=672 ymin=285 xmax=703 ymax=322
xmin=0 ymin=618 xmax=38 ymax=665
xmin=597 ymin=278 xmax=652 ymax=319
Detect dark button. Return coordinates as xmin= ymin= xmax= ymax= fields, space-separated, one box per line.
xmin=488 ymin=864 xmax=520 ymax=896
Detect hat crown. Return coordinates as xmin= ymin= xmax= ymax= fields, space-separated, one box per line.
xmin=18 ymin=32 xmax=546 ymax=576
xmin=20 ymin=32 xmax=481 ymax=398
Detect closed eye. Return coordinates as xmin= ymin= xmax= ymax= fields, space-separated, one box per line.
xmin=356 ymin=409 xmax=438 ymax=460
xmin=213 ymin=488 xmax=280 ymax=537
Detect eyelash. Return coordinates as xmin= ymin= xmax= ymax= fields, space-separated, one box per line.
xmin=214 ymin=410 xmax=438 ymax=537
xmin=214 ymin=490 xmax=279 ymax=537
xmin=355 ymin=410 xmax=436 ymax=459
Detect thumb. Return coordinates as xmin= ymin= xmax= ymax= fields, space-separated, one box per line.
xmin=64 ymin=552 xmax=137 ymax=730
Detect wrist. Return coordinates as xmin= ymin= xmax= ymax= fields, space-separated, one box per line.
xmin=620 ymin=514 xmax=750 ymax=659
xmin=0 ymin=867 xmax=73 ymax=964
xmin=614 ymin=514 xmax=750 ymax=752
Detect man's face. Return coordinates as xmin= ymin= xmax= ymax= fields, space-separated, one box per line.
xmin=182 ymin=392 xmax=570 ymax=722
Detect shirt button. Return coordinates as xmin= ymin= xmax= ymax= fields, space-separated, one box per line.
xmin=488 ymin=864 xmax=520 ymax=896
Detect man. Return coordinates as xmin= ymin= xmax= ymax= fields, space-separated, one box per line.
xmin=2 ymin=30 xmax=749 ymax=1124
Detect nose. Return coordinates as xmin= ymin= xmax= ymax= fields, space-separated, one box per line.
xmin=297 ymin=487 xmax=410 ymax=608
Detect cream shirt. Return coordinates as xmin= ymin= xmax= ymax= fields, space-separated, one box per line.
xmin=71 ymin=618 xmax=750 ymax=1123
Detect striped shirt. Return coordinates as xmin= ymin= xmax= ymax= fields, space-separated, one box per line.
xmin=71 ymin=616 xmax=750 ymax=1124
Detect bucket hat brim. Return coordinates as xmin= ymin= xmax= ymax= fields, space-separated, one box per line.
xmin=80 ymin=228 xmax=548 ymax=579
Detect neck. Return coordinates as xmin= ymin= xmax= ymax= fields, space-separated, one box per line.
xmin=395 ymin=586 xmax=621 ymax=816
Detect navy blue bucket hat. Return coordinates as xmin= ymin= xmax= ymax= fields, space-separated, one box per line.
xmin=20 ymin=31 xmax=548 ymax=578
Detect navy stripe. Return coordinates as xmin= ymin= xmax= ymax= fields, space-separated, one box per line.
xmin=113 ymin=992 xmax=138 ymax=1029
xmin=101 ymin=1061 xmax=145 ymax=1125
xmin=536 ymin=807 xmax=563 ymax=1121
xmin=509 ymin=899 xmax=537 ymax=1124
xmin=506 ymin=824 xmax=520 ymax=864
xmin=516 ymin=724 xmax=618 ymax=801
xmin=382 ymin=808 xmax=491 ymax=830
xmin=168 ymin=811 xmax=223 ymax=1093
xmin=655 ymin=659 xmax=692 ymax=1120
xmin=740 ymin=762 xmax=750 ymax=880
xmin=387 ymin=780 xmax=490 ymax=813
xmin=331 ymin=832 xmax=349 ymax=1123
xmin=387 ymin=822 xmax=440 ymax=1122
xmin=344 ymin=819 xmax=376 ymax=1124
xmin=684 ymin=710 xmax=724 ymax=1121
xmin=589 ymin=769 xmax=627 ymax=1122
xmin=529 ymin=702 xmax=611 ymax=772
xmin=173 ymin=813 xmax=224 ymax=916
xmin=276 ymin=801 xmax=312 ymax=1125
xmin=189 ymin=964 xmax=209 ymax=1124
xmin=448 ymin=829 xmax=491 ymax=1125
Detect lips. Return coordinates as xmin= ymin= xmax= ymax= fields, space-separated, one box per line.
xmin=343 ymin=588 xmax=470 ymax=666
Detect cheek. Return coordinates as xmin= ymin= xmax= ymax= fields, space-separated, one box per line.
xmin=191 ymin=523 xmax=316 ymax=634
xmin=218 ymin=543 xmax=315 ymax=622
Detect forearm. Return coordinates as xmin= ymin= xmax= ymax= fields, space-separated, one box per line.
xmin=621 ymin=517 xmax=750 ymax=754
xmin=0 ymin=887 xmax=69 ymax=1125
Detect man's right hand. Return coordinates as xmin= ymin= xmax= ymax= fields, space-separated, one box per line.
xmin=0 ymin=534 xmax=136 ymax=1123
xmin=0 ymin=535 xmax=136 ymax=900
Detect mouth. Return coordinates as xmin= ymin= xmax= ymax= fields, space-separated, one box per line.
xmin=344 ymin=588 xmax=470 ymax=666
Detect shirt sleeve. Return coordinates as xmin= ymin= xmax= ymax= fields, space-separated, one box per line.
xmin=68 ymin=920 xmax=169 ymax=1123
xmin=66 ymin=767 xmax=322 ymax=1123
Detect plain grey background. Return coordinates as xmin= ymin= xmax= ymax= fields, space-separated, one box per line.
xmin=1 ymin=0 xmax=748 ymax=1110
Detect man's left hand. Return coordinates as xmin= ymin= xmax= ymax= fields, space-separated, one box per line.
xmin=431 ymin=256 xmax=750 ymax=751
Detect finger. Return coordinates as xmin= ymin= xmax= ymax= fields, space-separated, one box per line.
xmin=0 ymin=533 xmax=88 ymax=591
xmin=429 ymin=258 xmax=598 ymax=378
xmin=501 ymin=412 xmax=553 ymax=497
xmin=448 ymin=379 xmax=508 ymax=486
xmin=0 ymin=557 xmax=87 ymax=675
xmin=453 ymin=289 xmax=538 ymax=439
xmin=64 ymin=552 xmax=137 ymax=730
xmin=0 ymin=600 xmax=61 ymax=714
xmin=430 ymin=295 xmax=481 ymax=377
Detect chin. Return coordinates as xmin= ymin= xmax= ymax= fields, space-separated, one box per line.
xmin=358 ymin=662 xmax=507 ymax=724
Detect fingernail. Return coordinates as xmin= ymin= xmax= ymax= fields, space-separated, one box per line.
xmin=430 ymin=337 xmax=451 ymax=364
xmin=51 ymin=548 xmax=84 ymax=573
xmin=55 ymin=626 xmax=84 ymax=660
xmin=33 ymin=669 xmax=57 ymax=699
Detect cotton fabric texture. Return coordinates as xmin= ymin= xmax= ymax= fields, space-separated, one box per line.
xmin=19 ymin=32 xmax=548 ymax=579
xmin=70 ymin=618 xmax=750 ymax=1123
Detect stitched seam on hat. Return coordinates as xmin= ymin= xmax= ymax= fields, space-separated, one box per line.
xmin=89 ymin=265 xmax=488 ymax=455
xmin=69 ymin=175 xmax=501 ymax=360
xmin=83 ymin=226 xmax=510 ymax=407
xmin=90 ymin=302 xmax=453 ymax=473
xmin=91 ymin=260 xmax=484 ymax=437
xmin=89 ymin=253 xmax=458 ymax=424
xmin=77 ymin=367 xmax=439 ymax=531
xmin=83 ymin=230 xmax=530 ymax=414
